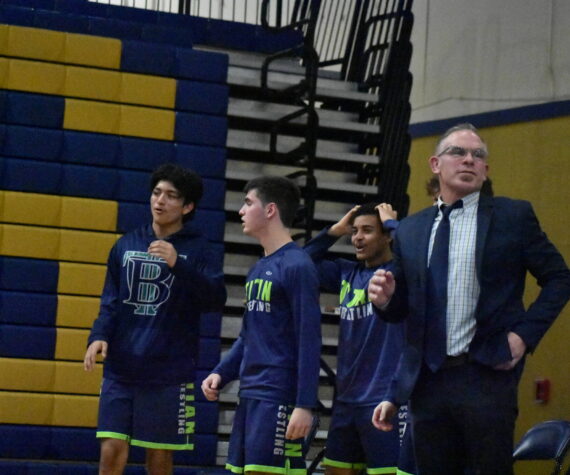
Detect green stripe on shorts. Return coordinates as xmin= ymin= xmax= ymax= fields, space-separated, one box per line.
xmin=96 ymin=431 xmax=129 ymax=441
xmin=130 ymin=438 xmax=194 ymax=451
xmin=367 ymin=466 xmax=398 ymax=474
xmin=322 ymin=457 xmax=366 ymax=470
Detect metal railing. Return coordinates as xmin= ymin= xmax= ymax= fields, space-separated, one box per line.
xmin=89 ymin=0 xmax=415 ymax=215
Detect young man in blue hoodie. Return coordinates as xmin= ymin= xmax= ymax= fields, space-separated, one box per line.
xmin=84 ymin=163 xmax=226 ymax=474
xmin=201 ymin=176 xmax=322 ymax=475
xmin=304 ymin=203 xmax=415 ymax=475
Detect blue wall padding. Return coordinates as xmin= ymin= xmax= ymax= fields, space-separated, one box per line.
xmin=121 ymin=40 xmax=176 ymax=76
xmin=0 ymin=290 xmax=57 ymax=326
xmin=33 ymin=9 xmax=89 ymax=34
xmin=175 ymin=113 xmax=227 ymax=147
xmin=194 ymin=209 xmax=226 ymax=242
xmin=0 ymin=425 xmax=218 ymax=466
xmin=254 ymin=26 xmax=304 ymax=53
xmin=176 ymin=80 xmax=229 ymax=116
xmin=0 ymin=92 xmax=65 ymax=129
xmin=62 ymin=131 xmax=120 ymax=167
xmin=2 ymin=125 xmax=63 ymax=160
xmin=0 ymin=462 xmax=96 ymax=474
xmin=0 ymin=461 xmax=222 ymax=474
xmin=202 ymin=178 xmax=226 ymax=210
xmin=88 ymin=16 xmax=142 ymax=41
xmin=6 ymin=0 xmax=56 ymax=9
xmin=116 ymin=169 xmax=148 ymax=202
xmin=56 ymin=0 xmax=109 ymax=17
xmin=0 ymin=158 xmax=62 ymax=194
xmin=199 ymin=312 xmax=222 ymax=338
xmin=0 ymin=425 xmax=52 ymax=459
xmin=118 ymin=136 xmax=174 ymax=171
xmin=106 ymin=3 xmax=157 ymax=23
xmin=156 ymin=10 xmax=194 ymax=29
xmin=49 ymin=427 xmax=104 ymax=462
xmin=60 ymin=164 xmax=118 ymax=200
xmin=0 ymin=4 xmax=35 ymax=26
xmin=174 ymin=143 xmax=226 ymax=178
xmin=174 ymin=48 xmax=228 ymax=83
xmin=197 ymin=337 xmax=220 ymax=369
xmin=0 ymin=258 xmax=59 ymax=293
xmin=0 ymin=323 xmax=56 ymax=358
xmin=207 ymin=19 xmax=255 ymax=51
xmin=117 ymin=202 xmax=151 ymax=233
xmin=141 ymin=24 xmax=193 ymax=48
xmin=185 ymin=16 xmax=209 ymax=44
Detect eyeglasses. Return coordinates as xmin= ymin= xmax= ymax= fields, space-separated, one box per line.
xmin=437 ymin=145 xmax=488 ymax=161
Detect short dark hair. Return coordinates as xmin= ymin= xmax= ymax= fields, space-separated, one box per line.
xmin=150 ymin=163 xmax=203 ymax=221
xmin=243 ymin=176 xmax=301 ymax=228
xmin=349 ymin=202 xmax=390 ymax=234
xmin=434 ymin=122 xmax=487 ymax=155
xmin=426 ymin=175 xmax=440 ymax=199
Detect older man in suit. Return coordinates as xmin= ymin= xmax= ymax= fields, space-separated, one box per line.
xmin=368 ymin=123 xmax=570 ymax=474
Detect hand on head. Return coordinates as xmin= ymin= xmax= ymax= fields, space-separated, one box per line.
xmin=375 ymin=203 xmax=398 ymax=223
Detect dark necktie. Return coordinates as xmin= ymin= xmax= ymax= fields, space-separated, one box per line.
xmin=424 ymin=200 xmax=463 ymax=372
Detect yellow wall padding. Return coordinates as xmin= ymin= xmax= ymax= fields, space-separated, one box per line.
xmin=63 ymin=32 xmax=121 ymax=69
xmin=0 ymin=24 xmax=65 ymax=62
xmin=64 ymin=98 xmax=120 ymax=134
xmin=0 ymin=25 xmax=120 ymax=69
xmin=0 ymin=224 xmax=117 ymax=264
xmin=54 ymin=360 xmax=102 ymax=395
xmin=58 ymin=229 xmax=118 ymax=264
xmin=0 ymin=358 xmax=101 ymax=395
xmin=0 ymin=56 xmax=175 ymax=109
xmin=60 ymin=197 xmax=117 ymax=232
xmin=0 ymin=224 xmax=60 ymax=260
xmin=3 ymin=58 xmax=66 ymax=95
xmin=0 ymin=191 xmax=61 ymax=227
xmin=0 ymin=391 xmax=54 ymax=425
xmin=58 ymin=262 xmax=106 ymax=296
xmin=65 ymin=66 xmax=175 ymax=108
xmin=0 ymin=192 xmax=118 ymax=232
xmin=0 ymin=358 xmax=55 ymax=392
xmin=57 ymin=295 xmax=101 ymax=328
xmin=55 ymin=328 xmax=91 ymax=361
xmin=64 ymin=99 xmax=175 ymax=140
xmin=0 ymin=57 xmax=6 ymax=84
xmin=120 ymin=73 xmax=176 ymax=108
xmin=65 ymin=65 xmax=122 ymax=102
xmin=0 ymin=391 xmax=97 ymax=427
xmin=119 ymin=103 xmax=175 ymax=139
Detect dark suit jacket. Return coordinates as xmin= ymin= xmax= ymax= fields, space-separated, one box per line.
xmin=380 ymin=194 xmax=570 ymax=406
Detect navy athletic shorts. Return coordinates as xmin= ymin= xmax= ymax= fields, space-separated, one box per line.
xmin=226 ymin=397 xmax=307 ymax=475
xmin=96 ymin=378 xmax=196 ymax=450
xmin=323 ymin=402 xmax=415 ymax=474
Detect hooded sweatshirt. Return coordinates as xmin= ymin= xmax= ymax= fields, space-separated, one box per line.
xmin=88 ymin=222 xmax=226 ymax=385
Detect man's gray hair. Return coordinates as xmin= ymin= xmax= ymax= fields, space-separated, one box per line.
xmin=434 ymin=123 xmax=487 ymax=155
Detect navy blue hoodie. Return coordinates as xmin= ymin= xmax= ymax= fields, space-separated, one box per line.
xmin=88 ymin=222 xmax=226 ymax=385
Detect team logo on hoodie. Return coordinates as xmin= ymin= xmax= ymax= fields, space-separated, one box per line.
xmin=122 ymin=251 xmax=184 ymax=316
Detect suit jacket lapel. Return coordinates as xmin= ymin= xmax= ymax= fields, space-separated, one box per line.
xmin=417 ymin=206 xmax=439 ymax=279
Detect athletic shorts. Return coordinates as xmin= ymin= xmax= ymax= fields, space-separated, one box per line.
xmin=323 ymin=402 xmax=415 ymax=474
xmin=226 ymin=397 xmax=307 ymax=475
xmin=96 ymin=378 xmax=196 ymax=450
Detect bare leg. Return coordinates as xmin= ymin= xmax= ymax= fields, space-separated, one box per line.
xmin=146 ymin=448 xmax=173 ymax=475
xmin=99 ymin=438 xmax=129 ymax=475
